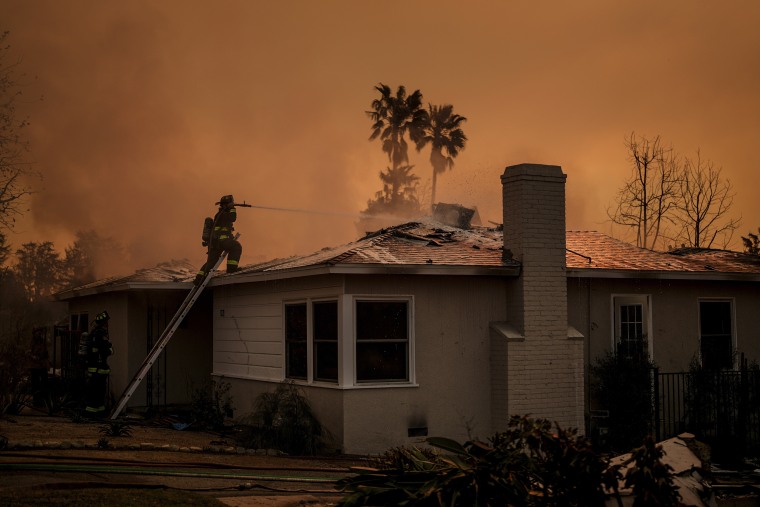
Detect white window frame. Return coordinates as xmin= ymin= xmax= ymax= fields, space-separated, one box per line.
xmin=350 ymin=295 xmax=415 ymax=387
xmin=698 ymin=298 xmax=736 ymax=370
xmin=611 ymin=294 xmax=653 ymax=359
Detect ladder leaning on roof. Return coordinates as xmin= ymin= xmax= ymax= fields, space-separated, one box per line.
xmin=109 ymin=235 xmax=239 ymax=420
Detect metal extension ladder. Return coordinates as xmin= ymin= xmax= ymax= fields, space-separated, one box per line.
xmin=109 ymin=240 xmax=236 ymax=420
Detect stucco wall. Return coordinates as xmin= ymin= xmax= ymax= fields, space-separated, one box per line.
xmin=343 ymin=274 xmax=507 ymax=454
xmin=64 ymin=288 xmax=213 ymax=411
xmin=65 ymin=293 xmax=129 ymax=402
xmin=126 ymin=290 xmax=213 ymax=407
xmin=212 ymin=273 xmax=508 ymax=454
xmin=567 ymin=276 xmax=760 ymax=372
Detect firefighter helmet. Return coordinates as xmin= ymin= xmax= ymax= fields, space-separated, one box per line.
xmin=95 ymin=311 xmax=110 ymax=323
xmin=219 ymin=194 xmax=234 ymax=206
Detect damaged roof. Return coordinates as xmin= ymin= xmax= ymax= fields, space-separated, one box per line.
xmin=222 ymin=221 xmax=520 ymax=284
xmin=54 ymin=259 xmax=197 ymax=300
xmin=57 ymin=222 xmax=760 ymax=297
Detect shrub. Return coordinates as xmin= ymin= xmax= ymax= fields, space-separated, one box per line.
xmin=189 ymin=378 xmax=234 ymax=431
xmin=236 ymin=381 xmax=325 ymax=455
xmin=0 ymin=338 xmax=31 ymax=415
xmin=99 ymin=420 xmax=133 ymax=437
xmin=339 ymin=415 xmax=618 ymax=507
xmin=591 ymin=352 xmax=656 ymax=452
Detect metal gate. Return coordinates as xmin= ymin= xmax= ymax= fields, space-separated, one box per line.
xmin=653 ymin=362 xmax=760 ymax=450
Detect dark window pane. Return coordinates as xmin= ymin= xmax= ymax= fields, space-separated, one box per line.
xmin=356 ymin=342 xmax=408 ymax=382
xmin=356 ymin=301 xmax=407 ymax=341
xmin=700 ymin=301 xmax=733 ymax=369
xmin=285 ymin=303 xmax=307 ymax=379
xmin=286 ymin=341 xmax=307 ymax=379
xmin=314 ymin=301 xmax=338 ymax=342
xmin=700 ymin=301 xmax=731 ymax=335
xmin=315 ymin=342 xmax=338 ymax=381
xmin=285 ymin=304 xmax=307 ymax=340
xmin=314 ymin=301 xmax=338 ymax=382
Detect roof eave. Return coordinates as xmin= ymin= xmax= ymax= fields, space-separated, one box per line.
xmin=53 ymin=281 xmax=192 ymax=301
xmin=209 ymin=263 xmax=520 ymax=286
xmin=567 ymin=268 xmax=760 ymax=281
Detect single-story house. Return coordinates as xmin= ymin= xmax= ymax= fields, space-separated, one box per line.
xmin=54 ymin=260 xmax=213 ymax=409
xmin=55 ymin=164 xmax=760 ymax=454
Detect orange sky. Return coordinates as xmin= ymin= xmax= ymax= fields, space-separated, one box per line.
xmin=4 ymin=1 xmax=760 ymax=276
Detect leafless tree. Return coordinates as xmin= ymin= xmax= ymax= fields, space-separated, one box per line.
xmin=671 ymin=151 xmax=740 ymax=249
xmin=607 ymin=133 xmax=680 ymax=250
xmin=0 ymin=31 xmax=37 ymax=230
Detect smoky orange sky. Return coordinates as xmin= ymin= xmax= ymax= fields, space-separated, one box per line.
xmin=4 ymin=1 xmax=760 ymax=277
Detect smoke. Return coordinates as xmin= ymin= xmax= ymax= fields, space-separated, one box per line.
xmin=4 ymin=1 xmax=760 ymax=276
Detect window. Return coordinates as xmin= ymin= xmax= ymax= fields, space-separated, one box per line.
xmin=284 ymin=300 xmax=339 ymax=383
xmin=285 ymin=303 xmax=307 ymax=380
xmin=700 ymin=300 xmax=733 ymax=370
xmin=70 ymin=313 xmax=88 ymax=332
xmin=355 ymin=300 xmax=409 ymax=383
xmin=313 ymin=301 xmax=338 ymax=382
xmin=613 ymin=296 xmax=650 ymax=360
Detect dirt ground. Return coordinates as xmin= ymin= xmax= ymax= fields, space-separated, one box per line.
xmin=0 ymin=410 xmax=362 ymax=507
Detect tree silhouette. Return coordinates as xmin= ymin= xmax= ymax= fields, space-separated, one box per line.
xmin=364 ymin=165 xmax=421 ymax=217
xmin=14 ymin=242 xmax=63 ymax=302
xmin=742 ymin=228 xmax=759 ymax=254
xmin=365 ymin=83 xmax=426 ymax=214
xmin=607 ymin=133 xmax=679 ymax=250
xmin=418 ymin=104 xmax=467 ymax=210
xmin=672 ymin=150 xmax=740 ymax=249
xmin=0 ymin=31 xmax=39 ymax=230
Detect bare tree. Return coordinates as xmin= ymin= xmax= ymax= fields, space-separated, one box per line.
xmin=0 ymin=31 xmax=37 ymax=230
xmin=671 ymin=150 xmax=740 ymax=249
xmin=607 ymin=133 xmax=679 ymax=249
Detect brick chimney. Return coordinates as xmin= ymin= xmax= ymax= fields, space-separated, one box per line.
xmin=495 ymin=163 xmax=584 ymax=432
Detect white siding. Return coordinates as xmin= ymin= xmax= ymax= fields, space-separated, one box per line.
xmin=211 ymin=275 xmax=342 ymax=381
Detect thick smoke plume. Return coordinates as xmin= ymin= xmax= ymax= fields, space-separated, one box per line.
xmin=4 ymin=1 xmax=759 ymax=276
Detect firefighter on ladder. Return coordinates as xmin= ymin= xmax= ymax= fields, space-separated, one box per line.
xmin=195 ymin=194 xmax=243 ymax=285
xmin=84 ymin=311 xmax=113 ymax=417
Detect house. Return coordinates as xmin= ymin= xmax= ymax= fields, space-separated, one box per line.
xmin=56 ymin=164 xmax=760 ymax=455
xmin=54 ymin=260 xmax=213 ymax=409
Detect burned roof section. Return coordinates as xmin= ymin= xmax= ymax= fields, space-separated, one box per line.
xmin=58 ymin=222 xmax=760 ymax=296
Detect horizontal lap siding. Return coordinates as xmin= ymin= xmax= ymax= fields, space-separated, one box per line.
xmin=212 ymin=275 xmax=343 ymax=380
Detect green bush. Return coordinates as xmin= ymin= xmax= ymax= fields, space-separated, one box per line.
xmin=99 ymin=420 xmax=133 ymax=437
xmin=339 ymin=415 xmax=618 ymax=507
xmin=0 ymin=339 xmax=31 ymax=415
xmin=338 ymin=416 xmax=681 ymax=507
xmin=235 ymin=381 xmax=325 ymax=455
xmin=591 ymin=352 xmax=656 ymax=452
xmin=189 ymin=378 xmax=234 ymax=431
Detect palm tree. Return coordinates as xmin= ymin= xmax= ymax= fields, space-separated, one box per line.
xmin=418 ymin=104 xmax=467 ymax=209
xmin=366 ymin=83 xmax=427 ymax=205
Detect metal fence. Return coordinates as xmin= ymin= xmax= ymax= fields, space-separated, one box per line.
xmin=653 ymin=366 xmax=760 ymax=450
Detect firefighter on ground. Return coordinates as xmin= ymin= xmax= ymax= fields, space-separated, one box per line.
xmin=195 ymin=194 xmax=242 ymax=285
xmin=84 ymin=310 xmax=113 ymax=417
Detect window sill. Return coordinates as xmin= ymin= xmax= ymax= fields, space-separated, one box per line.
xmin=291 ymin=379 xmax=420 ymax=390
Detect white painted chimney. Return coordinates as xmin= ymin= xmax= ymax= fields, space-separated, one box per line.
xmin=495 ymin=163 xmax=584 ymax=432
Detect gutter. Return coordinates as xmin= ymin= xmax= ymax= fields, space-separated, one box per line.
xmin=53 ymin=281 xmax=193 ymax=301
xmin=566 ymin=268 xmax=760 ymax=282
